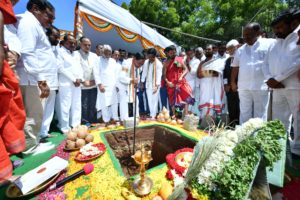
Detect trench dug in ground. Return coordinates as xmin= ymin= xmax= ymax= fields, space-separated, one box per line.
xmin=105 ymin=126 xmax=196 ymax=177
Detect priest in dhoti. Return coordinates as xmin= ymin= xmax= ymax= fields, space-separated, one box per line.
xmin=197 ymin=44 xmax=227 ymax=120
xmin=141 ymin=48 xmax=163 ymax=119
xmin=94 ymin=45 xmax=119 ymax=124
xmin=119 ymin=53 xmax=146 ymax=121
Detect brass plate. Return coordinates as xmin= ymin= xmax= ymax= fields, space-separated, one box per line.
xmin=5 ymin=172 xmax=60 ymax=199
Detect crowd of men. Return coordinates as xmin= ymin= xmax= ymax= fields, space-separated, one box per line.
xmin=0 ymin=0 xmax=300 ymax=184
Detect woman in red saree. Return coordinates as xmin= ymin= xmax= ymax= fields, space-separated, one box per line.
xmin=0 ymin=0 xmax=26 ymax=184
xmin=163 ymin=45 xmax=195 ymax=117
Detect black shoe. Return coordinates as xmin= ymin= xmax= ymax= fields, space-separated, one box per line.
xmin=291 ymin=153 xmax=300 ymax=160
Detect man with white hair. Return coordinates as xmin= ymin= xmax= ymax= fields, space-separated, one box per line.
xmin=223 ymin=39 xmax=240 ymax=126
xmin=93 ymin=45 xmax=119 ymax=125
xmin=141 ymin=48 xmax=163 ymax=119
xmin=76 ymin=37 xmax=98 ymax=124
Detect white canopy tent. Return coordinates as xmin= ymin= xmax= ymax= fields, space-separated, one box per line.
xmin=75 ymin=0 xmax=175 ymax=56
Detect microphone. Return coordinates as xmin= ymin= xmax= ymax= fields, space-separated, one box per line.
xmin=49 ymin=163 xmax=94 ymax=191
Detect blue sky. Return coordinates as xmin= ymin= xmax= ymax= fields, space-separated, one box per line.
xmin=14 ymin=0 xmax=131 ymax=31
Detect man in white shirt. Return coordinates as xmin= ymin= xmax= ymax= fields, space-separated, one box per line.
xmin=16 ymin=0 xmax=56 ymax=150
xmin=263 ymin=12 xmax=300 ymax=157
xmin=185 ymin=48 xmax=201 ymax=115
xmin=112 ymin=49 xmax=123 ymax=120
xmin=231 ymin=22 xmax=275 ymax=124
xmin=192 ymin=47 xmax=206 ymax=116
xmin=39 ymin=25 xmax=60 ymax=141
xmin=57 ymin=34 xmax=83 ymax=134
xmin=141 ymin=48 xmax=163 ymax=119
xmin=223 ymin=39 xmax=240 ymax=126
xmin=93 ymin=45 xmax=119 ymax=125
xmin=95 ymin=44 xmax=103 ymax=57
xmin=76 ymin=37 xmax=98 ymax=124
xmin=119 ymin=53 xmax=146 ymax=121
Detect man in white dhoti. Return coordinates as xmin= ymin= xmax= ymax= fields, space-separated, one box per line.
xmin=197 ymin=44 xmax=227 ymax=120
xmin=57 ymin=35 xmax=83 ymax=134
xmin=119 ymin=53 xmax=146 ymax=121
xmin=231 ymin=22 xmax=275 ymax=124
xmin=141 ymin=48 xmax=163 ymax=119
xmin=94 ymin=45 xmax=119 ymax=125
xmin=263 ymin=12 xmax=300 ymax=158
xmin=192 ymin=47 xmax=206 ymax=116
xmin=185 ymin=48 xmax=201 ymax=115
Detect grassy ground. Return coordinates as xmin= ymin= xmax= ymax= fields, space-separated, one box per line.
xmin=0 ymin=132 xmax=65 ymax=200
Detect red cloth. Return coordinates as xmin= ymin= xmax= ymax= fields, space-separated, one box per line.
xmin=165 ymin=57 xmax=194 ymax=106
xmin=0 ymin=0 xmax=17 ymax=24
xmin=0 ymin=61 xmax=26 ymax=182
xmin=0 ymin=0 xmax=25 ymax=183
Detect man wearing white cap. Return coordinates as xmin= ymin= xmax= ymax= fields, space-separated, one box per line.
xmin=94 ymin=45 xmax=119 ymax=125
xmin=223 ymin=39 xmax=240 ymax=126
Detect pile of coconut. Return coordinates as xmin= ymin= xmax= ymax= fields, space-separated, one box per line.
xmin=65 ymin=125 xmax=94 ymax=149
xmin=156 ymin=107 xmax=183 ymax=125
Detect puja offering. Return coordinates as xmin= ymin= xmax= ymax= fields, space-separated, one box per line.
xmin=183 ymin=114 xmax=199 ymax=131
xmin=75 ymin=143 xmax=106 ymax=162
xmin=64 ymin=125 xmax=94 ymax=151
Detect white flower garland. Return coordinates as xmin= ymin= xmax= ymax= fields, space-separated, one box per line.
xmin=195 ymin=118 xmax=264 ymax=189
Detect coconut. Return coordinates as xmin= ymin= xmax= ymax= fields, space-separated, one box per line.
xmin=177 ymin=119 xmax=183 ymax=124
xmin=67 ymin=131 xmax=77 ymax=141
xmin=170 ymin=120 xmax=177 ymax=125
xmin=77 ymin=131 xmax=87 ymax=139
xmin=66 ymin=140 xmax=76 ymax=149
xmin=152 ymin=196 xmax=163 ymax=200
xmin=162 ymin=107 xmax=168 ymax=114
xmin=164 ymin=113 xmax=170 ymax=120
xmin=85 ymin=134 xmax=94 ymax=143
xmin=158 ymin=113 xmax=164 ymax=119
xmin=72 ymin=126 xmax=79 ymax=133
xmin=78 ymin=125 xmax=88 ymax=132
xmin=75 ymin=139 xmax=86 ymax=148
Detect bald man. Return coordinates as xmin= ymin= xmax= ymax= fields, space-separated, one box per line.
xmin=231 ymin=22 xmax=275 ymax=124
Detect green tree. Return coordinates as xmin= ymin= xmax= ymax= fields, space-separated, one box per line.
xmin=121 ymin=2 xmax=129 ymax=10
xmin=128 ymin=0 xmax=288 ymax=46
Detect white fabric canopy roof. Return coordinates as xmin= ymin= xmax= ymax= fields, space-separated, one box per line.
xmin=77 ymin=0 xmax=175 ymax=53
